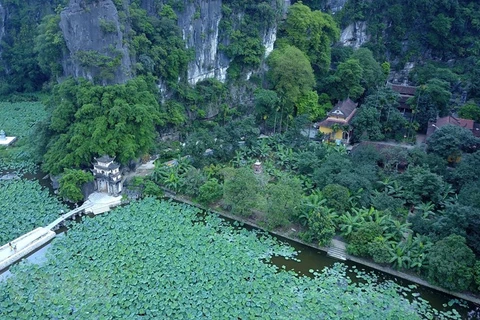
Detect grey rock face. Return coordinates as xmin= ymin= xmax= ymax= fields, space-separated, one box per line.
xmin=340 ymin=21 xmax=369 ymax=48
xmin=325 ymin=0 xmax=347 ymax=13
xmin=177 ymin=0 xmax=289 ymax=85
xmin=60 ymin=0 xmax=132 ymax=85
xmin=177 ymin=0 xmax=229 ymax=85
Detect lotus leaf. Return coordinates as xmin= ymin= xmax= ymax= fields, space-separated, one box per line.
xmin=0 ymin=179 xmax=66 ymax=244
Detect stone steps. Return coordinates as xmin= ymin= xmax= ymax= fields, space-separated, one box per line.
xmin=327 ymin=246 xmax=347 ymax=261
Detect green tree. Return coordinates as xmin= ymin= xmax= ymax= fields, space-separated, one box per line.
xmin=459 ymin=181 xmax=480 ymax=209
xmin=279 ymin=2 xmax=339 ymax=72
xmin=223 ymin=167 xmax=260 ymax=217
xmin=263 ymin=176 xmax=303 ymax=229
xmin=361 ymin=87 xmax=407 ymax=139
xmin=35 ymin=14 xmax=66 ymax=80
xmin=43 ymin=76 xmax=162 ymax=174
xmin=369 ymin=236 xmax=395 ymax=264
xmin=412 ymin=79 xmax=452 ymax=130
xmin=426 ymin=124 xmax=478 ymax=161
xmin=351 ymin=106 xmax=384 ymax=142
xmin=397 ymin=166 xmax=446 ymax=206
xmin=426 ymin=235 xmax=476 ymax=291
xmin=129 ymin=3 xmax=192 ymax=83
xmin=322 ymin=184 xmax=350 ymax=213
xmin=327 ymin=58 xmax=364 ymax=101
xmin=143 ymin=180 xmax=164 ymax=198
xmin=296 ymin=91 xmax=326 ymax=121
xmin=346 ymin=221 xmax=384 ymax=257
xmin=452 ymin=151 xmax=480 ymax=189
xmin=458 ymin=102 xmax=480 ymax=122
xmin=267 ymin=45 xmax=315 ymax=132
xmin=59 ymin=169 xmax=94 ymax=203
xmin=351 ymin=48 xmax=386 ymax=92
xmin=301 ymin=206 xmax=337 ymax=246
xmin=180 ymin=168 xmax=206 ymax=198
xmin=197 ymin=178 xmax=223 ymax=206
xmin=254 ymin=89 xmax=279 ymax=131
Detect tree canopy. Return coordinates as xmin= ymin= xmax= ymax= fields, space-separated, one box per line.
xmin=279 ymin=2 xmax=339 ymax=73
xmin=43 ymin=76 xmax=162 ymax=174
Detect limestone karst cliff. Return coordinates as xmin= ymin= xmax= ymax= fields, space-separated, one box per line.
xmin=60 ymin=0 xmax=132 ymax=85
xmin=58 ymin=0 xmax=288 ymax=86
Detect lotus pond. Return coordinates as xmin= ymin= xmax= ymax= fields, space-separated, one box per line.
xmin=0 ymin=102 xmax=48 ymax=138
xmin=0 ymin=197 xmax=467 ymax=319
xmin=0 ymin=101 xmax=49 ymax=172
xmin=0 ymin=178 xmax=66 ymax=245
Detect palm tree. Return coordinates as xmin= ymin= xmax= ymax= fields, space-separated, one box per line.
xmin=176 ymin=156 xmax=194 ymax=175
xmin=377 ymin=178 xmax=404 ymax=198
xmin=439 ymin=184 xmax=456 ymax=208
xmin=348 ymin=188 xmax=364 ymax=208
xmin=255 ymin=139 xmax=272 ymax=160
xmin=408 ymin=235 xmax=433 ymax=271
xmin=331 ymin=123 xmax=341 ymax=138
xmin=302 ymin=191 xmax=327 ymax=213
xmin=299 ymin=175 xmax=314 ymax=193
xmin=275 ymin=145 xmax=294 ymax=170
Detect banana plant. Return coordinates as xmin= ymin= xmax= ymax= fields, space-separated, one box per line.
xmin=414 ymin=202 xmax=435 ymax=219
xmin=388 ymin=242 xmax=412 ymax=270
xmin=383 ymin=218 xmax=412 ymax=241
xmin=338 ymin=211 xmax=364 ymax=236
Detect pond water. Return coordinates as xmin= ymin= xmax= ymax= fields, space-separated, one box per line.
xmin=1 ymin=172 xmax=479 ymax=318
xmin=217 ymin=215 xmax=480 ymax=319
xmin=270 ymin=235 xmax=478 ymax=317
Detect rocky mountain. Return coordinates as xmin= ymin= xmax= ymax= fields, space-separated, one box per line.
xmin=60 ymin=0 xmax=132 ymax=85
xmin=0 ymin=0 xmax=290 ymax=89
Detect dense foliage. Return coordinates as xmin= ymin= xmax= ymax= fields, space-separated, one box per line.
xmin=0 ymin=0 xmax=66 ymax=94
xmin=1 ymin=0 xmax=480 ymax=304
xmin=337 ymin=0 xmax=480 ymax=63
xmin=0 ymin=198 xmax=451 ymax=319
xmin=42 ymin=76 xmax=162 ymax=174
xmin=126 ymin=1 xmax=193 ymax=84
xmin=58 ymin=169 xmax=94 ymax=202
xmin=0 ymin=179 xmax=65 ymax=244
xmin=149 ymin=127 xmax=480 ymax=294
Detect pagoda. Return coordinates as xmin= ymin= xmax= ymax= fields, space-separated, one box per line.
xmin=92 ymin=155 xmax=123 ymax=196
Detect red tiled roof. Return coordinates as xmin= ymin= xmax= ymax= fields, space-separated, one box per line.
xmin=435 ymin=116 xmax=474 ymax=130
xmin=389 ymin=83 xmax=417 ymax=96
xmin=426 ymin=116 xmax=477 ymax=138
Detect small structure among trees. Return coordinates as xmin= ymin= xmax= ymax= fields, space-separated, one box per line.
xmin=387 ymin=83 xmax=417 ymax=116
xmin=92 ymin=156 xmax=123 ymax=196
xmin=0 ymin=129 xmax=17 ymax=146
xmin=318 ymin=98 xmax=357 ymax=144
xmin=426 ymin=116 xmax=479 ymax=138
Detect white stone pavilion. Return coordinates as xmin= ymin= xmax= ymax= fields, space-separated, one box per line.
xmin=92 ymin=155 xmax=123 ymax=196
xmin=0 ymin=130 xmax=17 ymax=146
